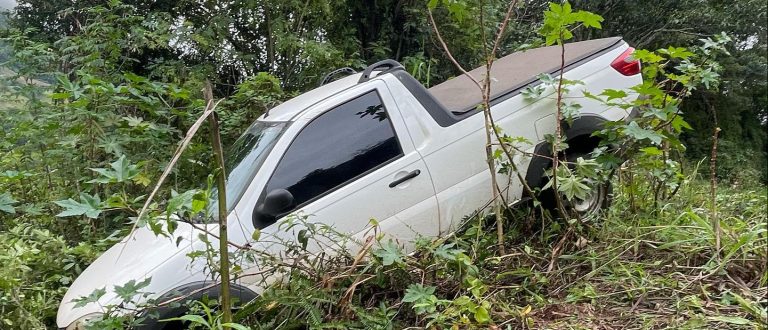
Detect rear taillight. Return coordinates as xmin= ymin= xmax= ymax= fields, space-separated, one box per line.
xmin=611 ymin=47 xmax=641 ymax=76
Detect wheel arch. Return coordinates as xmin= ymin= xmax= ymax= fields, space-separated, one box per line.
xmin=134 ymin=281 xmax=259 ymax=329
xmin=524 ymin=115 xmax=607 ymax=192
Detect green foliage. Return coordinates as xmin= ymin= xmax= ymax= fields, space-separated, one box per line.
xmin=575 ymin=0 xmax=768 ymax=183
xmin=585 ymin=35 xmax=733 ymax=206
xmin=372 ymin=240 xmax=405 ymax=266
xmin=219 ymin=178 xmax=765 ymax=329
xmin=0 ymin=192 xmax=17 ymax=213
xmin=402 ymin=284 xmax=440 ymax=314
xmin=163 ymin=304 xmax=252 ymax=330
xmin=540 ymin=1 xmax=603 ymax=45
xmin=88 ymin=155 xmax=142 ymax=184
xmin=0 ymin=224 xmax=105 ymax=328
xmin=0 ymin=2 xmax=287 ymax=327
xmin=54 ymin=193 xmax=103 ymax=219
xmin=0 ymin=0 xmax=765 ymax=329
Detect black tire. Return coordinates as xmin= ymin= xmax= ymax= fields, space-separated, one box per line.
xmin=135 ymin=282 xmax=258 ymax=330
xmin=539 ymin=151 xmax=612 ymax=218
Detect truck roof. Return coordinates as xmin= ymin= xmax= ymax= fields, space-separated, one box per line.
xmin=259 ymin=72 xmax=363 ymax=122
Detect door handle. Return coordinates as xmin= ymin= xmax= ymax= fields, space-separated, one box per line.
xmin=389 ymin=169 xmax=421 ymax=188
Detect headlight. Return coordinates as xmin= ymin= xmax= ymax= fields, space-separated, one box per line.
xmin=65 ymin=313 xmax=103 ymax=330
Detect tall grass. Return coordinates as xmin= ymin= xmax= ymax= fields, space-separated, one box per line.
xmin=226 ymin=174 xmax=767 ymax=329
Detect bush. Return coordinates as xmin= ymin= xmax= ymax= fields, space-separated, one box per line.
xmin=0 ymin=223 xmax=107 ymax=328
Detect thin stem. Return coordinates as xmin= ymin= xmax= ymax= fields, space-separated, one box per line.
xmin=551 ymin=36 xmax=570 ymax=221
xmin=429 ymin=0 xmax=521 ymax=253
xmin=205 ymin=81 xmax=233 ymax=324
xmin=704 ymin=96 xmax=721 ymax=258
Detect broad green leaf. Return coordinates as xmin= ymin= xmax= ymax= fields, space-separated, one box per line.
xmin=466 ymin=277 xmax=487 ymax=297
xmin=522 ymin=85 xmax=545 ymax=100
xmin=630 ymin=81 xmax=665 ymax=98
xmin=632 ymin=49 xmax=664 ymax=63
xmin=537 ymin=73 xmax=557 ymax=85
xmin=556 ymin=174 xmax=591 ymax=200
xmin=642 ymin=106 xmax=669 ymax=120
xmin=452 ymin=295 xmax=473 ymax=306
xmin=402 ymin=283 xmax=436 ymax=303
xmin=623 ymin=121 xmax=663 ymax=145
xmin=50 ymin=92 xmax=71 ymax=100
xmin=123 ymin=72 xmax=148 ymax=83
xmin=561 ymin=102 xmax=582 ymax=124
xmin=191 ymin=191 xmax=209 ymax=214
xmin=575 ymin=11 xmax=603 ymax=29
xmin=373 ymin=240 xmax=405 ymax=266
xmin=699 ymin=37 xmax=720 ymax=52
xmin=573 ymin=157 xmax=599 ymax=178
xmin=699 ymin=68 xmax=720 ymax=89
xmin=89 ymin=155 xmax=140 ymax=183
xmin=133 ymin=173 xmax=151 ymax=186
xmin=166 ymin=189 xmax=196 ymax=217
xmin=640 ymin=147 xmax=663 ymax=155
xmin=123 ymin=115 xmax=146 ymax=127
xmin=98 ymin=136 xmax=124 ymax=156
xmin=54 ymin=193 xmax=103 ymax=218
xmin=582 ymin=90 xmax=601 ymax=101
xmin=658 ymin=46 xmax=694 ymax=59
xmin=434 ymin=243 xmax=461 ymax=260
xmin=474 ymin=306 xmax=491 ymax=323
xmin=0 ymin=192 xmax=17 ymax=214
xmin=110 ymin=155 xmax=140 ymax=182
xmin=601 ymin=89 xmax=627 ymax=100
xmin=113 ymin=278 xmax=152 ymax=301
xmin=20 ymin=203 xmax=44 ymax=215
xmin=72 ymin=287 xmax=106 ymax=308
xmin=671 ymin=116 xmax=693 ymax=132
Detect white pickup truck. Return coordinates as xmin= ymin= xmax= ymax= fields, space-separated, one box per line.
xmin=57 ymin=37 xmax=642 ymax=329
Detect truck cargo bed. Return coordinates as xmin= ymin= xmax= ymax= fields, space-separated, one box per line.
xmin=428 ymin=37 xmax=623 ymax=114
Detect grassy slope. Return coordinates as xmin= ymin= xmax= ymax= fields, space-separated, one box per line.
xmin=241 ymin=177 xmax=767 ymax=330
xmin=530 ymin=183 xmax=767 ymax=329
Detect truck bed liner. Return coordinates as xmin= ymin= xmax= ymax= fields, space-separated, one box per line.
xmin=428 ymin=37 xmax=623 ymax=114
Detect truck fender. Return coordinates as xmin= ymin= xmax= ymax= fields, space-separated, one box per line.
xmin=524 ymin=115 xmax=607 ymax=191
xmin=135 ymin=281 xmax=259 ymax=329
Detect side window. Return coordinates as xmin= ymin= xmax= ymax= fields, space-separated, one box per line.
xmin=265 ymin=90 xmax=403 ymax=210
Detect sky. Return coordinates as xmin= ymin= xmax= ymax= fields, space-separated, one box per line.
xmin=0 ymin=0 xmax=14 ymax=9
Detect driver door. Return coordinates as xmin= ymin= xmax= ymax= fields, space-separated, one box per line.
xmin=257 ymin=84 xmax=439 ymax=249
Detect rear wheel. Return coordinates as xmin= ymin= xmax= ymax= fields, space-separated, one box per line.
xmin=539 ymin=151 xmax=612 ymax=218
xmin=569 ymin=173 xmax=611 ymax=216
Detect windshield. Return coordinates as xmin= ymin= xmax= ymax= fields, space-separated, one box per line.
xmin=210 ymin=120 xmax=287 ymax=216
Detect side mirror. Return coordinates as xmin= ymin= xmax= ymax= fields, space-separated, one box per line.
xmin=262 ymin=188 xmax=294 ymax=216
xmin=253 ymin=189 xmax=294 ymax=228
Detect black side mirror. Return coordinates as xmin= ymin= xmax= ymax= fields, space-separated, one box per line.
xmin=262 ymin=189 xmax=294 ymax=215
xmin=253 ymin=189 xmax=294 ymax=228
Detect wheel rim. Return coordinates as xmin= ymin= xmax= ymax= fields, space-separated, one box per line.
xmin=571 ymin=182 xmax=604 ymax=214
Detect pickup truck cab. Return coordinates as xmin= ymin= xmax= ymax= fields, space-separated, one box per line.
xmin=58 ymin=37 xmax=642 ymax=329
